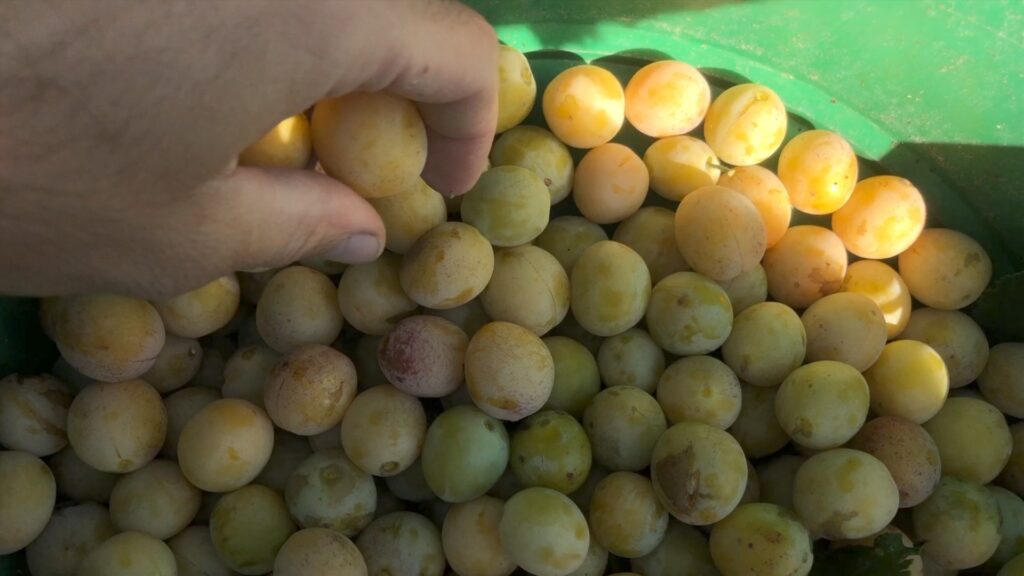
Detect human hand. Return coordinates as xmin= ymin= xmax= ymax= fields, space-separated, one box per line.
xmin=0 ymin=0 xmax=497 ymax=298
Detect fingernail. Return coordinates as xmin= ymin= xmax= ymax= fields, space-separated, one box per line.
xmin=323 ymin=234 xmax=382 ymax=263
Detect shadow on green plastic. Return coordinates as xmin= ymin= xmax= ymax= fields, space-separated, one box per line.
xmin=483 ymin=0 xmax=748 ymax=51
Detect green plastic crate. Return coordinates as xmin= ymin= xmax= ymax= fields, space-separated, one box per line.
xmin=1 ymin=0 xmax=1022 ymax=572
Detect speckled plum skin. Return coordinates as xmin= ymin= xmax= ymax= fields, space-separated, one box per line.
xmin=378 ymin=315 xmax=468 ymax=398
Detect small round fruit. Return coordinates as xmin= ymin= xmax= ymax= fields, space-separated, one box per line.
xmin=568 ymin=540 xmax=610 ymax=576
xmin=379 ymin=315 xmax=468 ymax=398
xmin=544 ymin=336 xmax=601 ymax=418
xmin=631 ymin=521 xmax=717 ymax=576
xmin=239 ymin=113 xmax=311 ymax=168
xmin=264 ymin=344 xmax=357 ymax=435
xmin=154 ymin=274 xmax=240 ymax=338
xmin=443 ymin=496 xmax=517 ymax=576
xmin=865 ymin=340 xmax=949 ymax=424
xmin=644 ymin=136 xmax=720 ymax=201
xmin=716 ymin=264 xmax=768 ymax=315
xmin=722 ymin=302 xmax=805 ymax=387
xmin=77 ymin=532 xmax=176 ymax=576
xmin=657 ymin=356 xmax=741 ymax=429
xmin=584 ymin=386 xmax=667 ymax=472
xmin=568 ymin=465 xmax=607 ymax=515
xmin=211 ymin=484 xmax=297 ymax=575
xmin=368 ymin=179 xmax=447 ymax=255
xmin=646 ymin=271 xmax=733 ymax=356
xmin=286 ymin=449 xmax=376 ymax=535
xmin=48 ymin=447 xmax=117 ymax=504
xmin=480 ymin=245 xmax=570 ymax=336
xmin=275 ymin=528 xmax=367 ymax=576
xmin=336 ymin=252 xmax=418 ymax=335
xmin=543 ymin=64 xmax=625 ymax=149
xmin=490 ymin=125 xmax=574 ymax=204
xmin=899 ymin=228 xmax=992 ymax=310
xmin=613 ymin=206 xmax=690 ymax=284
xmin=675 ymin=186 xmax=766 ymax=282
xmin=177 ymin=398 xmax=274 ymax=492
xmin=573 ymin=143 xmax=649 ymax=224
xmin=923 ymin=397 xmax=1012 ymax=485
xmin=51 ymin=293 xmax=165 ymax=382
xmin=597 ymin=328 xmax=665 ymax=394
xmin=902 ymin=308 xmax=989 ymax=390
xmin=190 ymin=347 xmax=226 ymax=388
xmin=421 ymin=405 xmax=509 ymax=503
xmin=1003 ymin=555 xmax=1024 ymax=576
xmin=984 ymin=485 xmax=1024 ymax=570
xmin=0 ymin=451 xmax=56 ymax=554
xmin=551 ymin=314 xmax=603 ymax=356
xmin=717 ymin=165 xmax=792 ymax=248
xmin=757 ymin=455 xmax=805 ymax=510
xmin=141 ymin=334 xmax=203 ymax=394
xmin=168 ymin=526 xmax=238 ymax=576
xmin=571 ymin=241 xmax=652 ymax=337
xmin=25 ymin=501 xmax=115 ymax=576
xmin=535 ymin=216 xmax=608 ymax=273
xmin=913 ymin=476 xmax=1001 ymax=570
xmin=311 ymin=91 xmax=427 ymax=199
xmin=740 ymin=460 xmax=763 ymax=507
xmin=49 ymin=356 xmax=95 ymax=393
xmin=625 ymin=60 xmax=710 ymax=137
xmin=341 ymin=385 xmax=426 ymax=477
xmin=704 ymin=83 xmax=788 ymax=166
xmin=461 ymin=165 xmax=550 ymax=247
xmin=385 ymin=459 xmax=434 ymax=506
xmin=763 ymin=225 xmax=848 ymax=309
xmin=511 ymin=410 xmax=592 ymax=494
xmin=256 ymin=266 xmax=344 ymax=353
xmin=221 ymin=345 xmax=278 ymax=408
xmin=792 ymin=449 xmax=899 ymax=540
xmin=709 ymin=503 xmax=813 ymax=576
xmin=256 ymin=430 xmax=313 ymax=493
xmin=248 ymin=532 xmax=343 ymax=576
xmin=465 ymin=321 xmax=554 ymax=421
xmin=109 ymin=459 xmax=199 ymax=539
xmin=841 ymin=260 xmax=913 ymax=339
xmin=499 ymin=487 xmax=590 ymax=576
xmin=777 ymin=130 xmax=858 ymax=215
xmin=832 ymin=175 xmax=926 ymax=259
xmin=802 ymin=292 xmax=887 ymax=371
xmin=651 ymin=422 xmax=748 ymax=525
xmin=744 ymin=463 xmax=764 ymax=504
xmin=357 ymin=512 xmax=445 ymax=576
xmin=496 ymin=45 xmax=536 ymax=133
xmin=849 ymin=416 xmax=941 ymax=508
xmin=589 ymin=471 xmax=669 ymax=558
xmin=729 ymin=384 xmax=790 ymax=459
xmin=67 ymin=379 xmax=166 ymax=473
xmin=0 ymin=373 xmax=71 ymax=456
xmin=400 ymin=222 xmax=495 ymax=310
xmin=426 ymin=298 xmax=490 ymax=338
xmin=775 ymin=361 xmax=870 ymax=449
xmin=979 ymin=342 xmax=1024 ymax=417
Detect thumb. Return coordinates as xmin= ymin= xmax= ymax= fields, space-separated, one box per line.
xmin=193 ymin=166 xmax=386 ymax=273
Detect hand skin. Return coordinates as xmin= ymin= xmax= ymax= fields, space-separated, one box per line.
xmin=0 ymin=0 xmax=497 ymax=298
